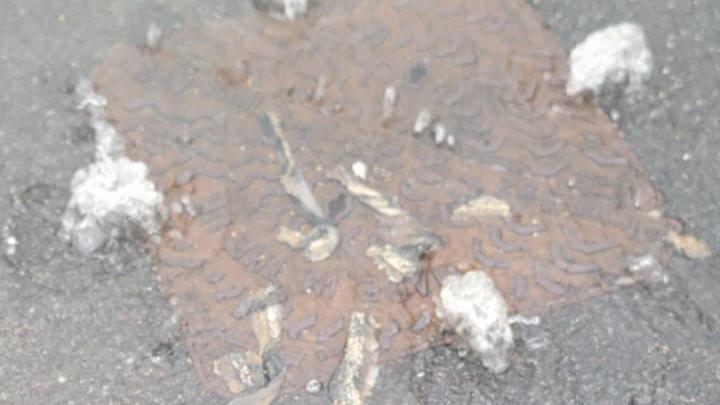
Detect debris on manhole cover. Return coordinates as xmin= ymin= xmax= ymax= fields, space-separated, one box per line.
xmin=436 ymin=271 xmax=514 ymax=374
xmin=329 ymin=312 xmax=380 ymax=405
xmin=87 ymin=0 xmax=675 ymax=398
xmin=566 ymin=23 xmax=653 ymax=98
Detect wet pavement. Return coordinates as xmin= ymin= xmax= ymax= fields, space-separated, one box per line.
xmin=1 ymin=0 xmax=719 ymax=404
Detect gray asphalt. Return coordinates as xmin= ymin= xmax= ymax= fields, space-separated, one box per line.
xmin=0 ymin=2 xmax=239 ymax=404
xmin=1 ymin=0 xmax=718 ymax=404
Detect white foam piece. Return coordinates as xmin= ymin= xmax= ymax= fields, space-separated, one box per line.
xmin=62 ymin=80 xmax=165 ymax=253
xmin=567 ymin=23 xmax=653 ymax=97
xmin=436 ymin=271 xmax=514 ymax=373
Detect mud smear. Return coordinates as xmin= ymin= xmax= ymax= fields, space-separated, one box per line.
xmin=91 ymin=0 xmax=672 ymax=397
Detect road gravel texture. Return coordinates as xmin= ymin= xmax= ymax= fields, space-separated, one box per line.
xmin=0 ymin=0 xmax=718 ymax=404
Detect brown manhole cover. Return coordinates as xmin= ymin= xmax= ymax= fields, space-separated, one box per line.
xmin=91 ymin=0 xmax=672 ymax=397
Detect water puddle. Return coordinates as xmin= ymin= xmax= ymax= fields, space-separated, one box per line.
xmin=90 ymin=0 xmax=672 ymax=398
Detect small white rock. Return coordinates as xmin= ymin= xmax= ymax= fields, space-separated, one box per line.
xmin=305 ymin=379 xmax=322 ymax=394
xmin=180 ymin=194 xmax=196 ymax=218
xmin=4 ymin=235 xmax=17 ymax=256
xmin=62 ymin=157 xmax=165 ymax=239
xmin=70 ymin=216 xmax=107 ymax=255
xmin=567 ymin=23 xmax=653 ymax=97
xmin=433 ymin=123 xmax=447 ymax=145
xmin=62 ymin=81 xmax=166 ymax=254
xmin=283 ymin=0 xmax=308 ymax=20
xmin=352 ymin=161 xmax=368 ymax=180
xmin=330 ymin=312 xmax=380 ymax=405
xmin=382 ymin=86 xmax=397 ymax=122
xmin=303 ymin=224 xmax=339 ymax=262
xmin=436 ymin=271 xmax=513 ymax=373
xmin=446 ymin=133 xmax=456 ymax=148
xmin=413 ymin=109 xmax=432 ymax=134
xmin=146 ymin=23 xmax=162 ymax=49
xmin=450 ymin=195 xmax=511 ymax=223
xmin=628 ymin=254 xmax=660 ymax=273
xmin=366 ymin=244 xmax=421 ymax=283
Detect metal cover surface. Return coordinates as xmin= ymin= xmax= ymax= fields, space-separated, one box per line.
xmin=91 ymin=0 xmax=672 ymax=396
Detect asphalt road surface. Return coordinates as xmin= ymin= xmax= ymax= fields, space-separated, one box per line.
xmin=1 ymin=0 xmax=718 ymax=404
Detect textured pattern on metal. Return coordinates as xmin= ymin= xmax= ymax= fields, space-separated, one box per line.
xmin=91 ymin=0 xmax=671 ymax=396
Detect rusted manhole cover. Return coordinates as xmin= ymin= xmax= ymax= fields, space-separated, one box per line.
xmin=91 ymin=0 xmax=671 ymax=397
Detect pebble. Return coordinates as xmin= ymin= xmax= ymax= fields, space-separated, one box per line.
xmin=352 ymin=161 xmax=368 ymax=180
xmin=305 ymin=379 xmax=323 ymax=394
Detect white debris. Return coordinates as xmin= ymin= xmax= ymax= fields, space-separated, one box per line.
xmin=4 ymin=235 xmax=17 ymax=257
xmin=446 ymin=133 xmax=456 ymax=148
xmin=366 ymin=244 xmax=420 ymax=283
xmin=234 ymin=285 xmax=287 ymax=320
xmin=433 ymin=123 xmax=447 ymax=145
xmin=303 ymin=225 xmax=340 ymax=262
xmin=508 ymin=315 xmax=541 ymax=326
xmin=432 ymin=122 xmax=456 ymax=148
xmin=69 ymin=215 xmax=109 ymax=255
xmin=252 ymin=0 xmax=308 ymax=21
xmin=2 ymin=221 xmax=17 ymax=257
xmin=525 ymin=334 xmax=550 ymax=351
xmin=276 ymin=226 xmax=306 ymax=249
xmin=225 ymin=368 xmax=286 ymax=405
xmin=625 ymin=253 xmax=668 ymax=284
xmin=666 ymin=231 xmax=711 ymax=259
xmin=567 ymin=23 xmax=653 ymax=97
xmin=628 ymin=253 xmax=660 ymax=273
xmin=305 ymin=379 xmax=322 ymax=394
xmin=61 ymin=80 xmax=165 ymax=253
xmin=63 ymin=158 xmax=164 ymax=234
xmin=413 ymin=109 xmax=432 ymax=135
xmin=74 ymin=82 xmax=124 ymax=161
xmin=76 ymin=81 xmax=106 ymax=110
xmin=252 ymin=304 xmax=283 ymax=353
xmin=146 ymin=23 xmax=163 ymax=50
xmin=283 ymin=0 xmax=308 ymax=20
xmin=213 ymin=351 xmax=266 ymax=395
xmin=279 ymin=161 xmax=324 ymax=219
xmin=267 ymin=113 xmax=326 ymax=219
xmin=381 ymin=86 xmax=397 ymax=123
xmin=331 ymin=165 xmax=442 ymax=282
xmin=330 ymin=312 xmax=380 ymax=405
xmin=435 ymin=271 xmax=514 ymax=373
xmin=220 ymin=286 xmax=287 ymax=404
xmin=451 ymin=195 xmax=511 ymax=224
xmin=312 ymin=75 xmax=327 ymax=104
xmin=180 ymin=194 xmax=197 ymax=218
xmin=277 ymin=224 xmax=339 ymax=262
xmin=351 ymin=161 xmax=368 ymax=181
xmin=331 ymin=166 xmax=408 ymax=219
xmin=266 ymin=113 xmax=341 ymax=262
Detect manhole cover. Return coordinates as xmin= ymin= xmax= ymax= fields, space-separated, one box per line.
xmin=90 ymin=0 xmax=672 ymax=397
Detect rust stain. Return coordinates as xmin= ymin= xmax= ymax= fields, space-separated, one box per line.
xmin=91 ymin=0 xmax=672 ymax=397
